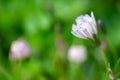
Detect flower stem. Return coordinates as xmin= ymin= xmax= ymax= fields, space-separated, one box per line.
xmin=18 ymin=60 xmax=22 ymax=80
xmin=100 ymin=48 xmax=109 ymax=68
xmin=100 ymin=48 xmax=115 ymax=80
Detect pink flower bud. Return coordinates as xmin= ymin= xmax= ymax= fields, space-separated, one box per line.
xmin=9 ymin=39 xmax=30 ymax=60
xmin=68 ymin=45 xmax=87 ymax=64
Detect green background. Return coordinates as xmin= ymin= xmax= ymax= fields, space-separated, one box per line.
xmin=0 ymin=0 xmax=120 ymax=80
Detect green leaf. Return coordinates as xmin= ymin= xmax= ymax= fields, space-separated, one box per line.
xmin=114 ymin=58 xmax=120 ymax=72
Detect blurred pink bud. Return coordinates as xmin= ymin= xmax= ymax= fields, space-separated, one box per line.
xmin=68 ymin=45 xmax=87 ymax=64
xmin=101 ymin=41 xmax=107 ymax=52
xmin=9 ymin=39 xmax=30 ymax=60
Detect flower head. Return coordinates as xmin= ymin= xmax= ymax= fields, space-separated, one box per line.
xmin=72 ymin=12 xmax=97 ymax=39
xmin=68 ymin=45 xmax=87 ymax=64
xmin=9 ymin=39 xmax=30 ymax=60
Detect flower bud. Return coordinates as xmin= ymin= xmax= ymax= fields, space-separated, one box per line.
xmin=97 ymin=19 xmax=106 ymax=35
xmin=100 ymin=41 xmax=107 ymax=52
xmin=72 ymin=12 xmax=97 ymax=40
xmin=9 ymin=39 xmax=30 ymax=60
xmin=68 ymin=45 xmax=87 ymax=64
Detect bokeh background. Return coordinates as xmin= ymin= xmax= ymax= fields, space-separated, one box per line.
xmin=0 ymin=0 xmax=120 ymax=80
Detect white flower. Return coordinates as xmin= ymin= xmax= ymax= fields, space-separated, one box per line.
xmin=72 ymin=12 xmax=97 ymax=39
xmin=9 ymin=39 xmax=30 ymax=60
xmin=68 ymin=45 xmax=87 ymax=64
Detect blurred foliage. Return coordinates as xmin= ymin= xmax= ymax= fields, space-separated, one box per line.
xmin=0 ymin=0 xmax=120 ymax=80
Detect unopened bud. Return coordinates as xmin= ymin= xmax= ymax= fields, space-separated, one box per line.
xmin=97 ymin=19 xmax=106 ymax=35
xmin=101 ymin=41 xmax=107 ymax=52
xmin=68 ymin=45 xmax=87 ymax=64
xmin=9 ymin=39 xmax=30 ymax=61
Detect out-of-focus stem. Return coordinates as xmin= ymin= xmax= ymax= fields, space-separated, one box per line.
xmin=100 ymin=48 xmax=114 ymax=80
xmin=100 ymin=48 xmax=109 ymax=68
xmin=108 ymin=67 xmax=114 ymax=80
xmin=18 ymin=60 xmax=22 ymax=80
xmin=97 ymin=19 xmax=115 ymax=80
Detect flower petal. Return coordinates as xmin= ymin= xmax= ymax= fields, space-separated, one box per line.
xmin=91 ymin=12 xmax=96 ymax=26
xmin=72 ymin=24 xmax=86 ymax=39
xmin=84 ymin=14 xmax=93 ymax=22
xmin=71 ymin=31 xmax=86 ymax=39
xmin=75 ymin=15 xmax=84 ymax=24
xmin=79 ymin=23 xmax=93 ymax=38
xmin=90 ymin=12 xmax=97 ymax=34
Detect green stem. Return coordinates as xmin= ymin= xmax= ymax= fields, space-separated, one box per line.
xmin=100 ymin=48 xmax=109 ymax=68
xmin=18 ymin=60 xmax=22 ymax=80
xmin=100 ymin=48 xmax=115 ymax=80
